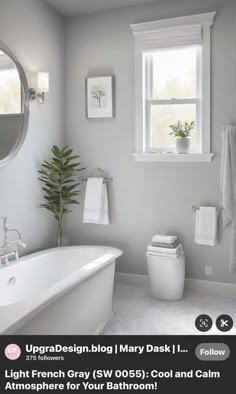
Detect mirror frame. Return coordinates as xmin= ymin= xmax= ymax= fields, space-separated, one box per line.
xmin=0 ymin=41 xmax=29 ymax=168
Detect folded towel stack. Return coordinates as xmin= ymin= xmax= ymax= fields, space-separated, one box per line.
xmin=146 ymin=235 xmax=183 ymax=258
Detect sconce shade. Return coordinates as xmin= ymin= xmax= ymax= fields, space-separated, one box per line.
xmin=38 ymin=72 xmax=49 ymax=92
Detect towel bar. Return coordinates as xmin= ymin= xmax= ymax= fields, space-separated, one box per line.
xmin=79 ymin=167 xmax=113 ymax=184
xmin=192 ymin=205 xmax=223 ymax=212
xmin=79 ymin=177 xmax=113 ymax=184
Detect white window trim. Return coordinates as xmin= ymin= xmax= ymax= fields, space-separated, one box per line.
xmin=130 ymin=12 xmax=216 ymax=162
xmin=132 ymin=153 xmax=214 ymax=162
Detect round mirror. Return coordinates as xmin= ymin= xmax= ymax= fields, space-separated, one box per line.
xmin=0 ymin=42 xmax=29 ymax=167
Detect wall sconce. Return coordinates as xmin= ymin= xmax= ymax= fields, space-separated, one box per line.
xmin=29 ymin=72 xmax=49 ymax=104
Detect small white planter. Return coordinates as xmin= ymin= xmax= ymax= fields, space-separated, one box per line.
xmin=175 ymin=137 xmax=191 ymax=154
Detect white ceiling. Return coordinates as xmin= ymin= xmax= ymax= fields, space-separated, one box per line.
xmin=45 ymin=0 xmax=161 ymax=17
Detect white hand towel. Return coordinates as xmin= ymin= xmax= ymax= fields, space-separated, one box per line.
xmin=194 ymin=207 xmax=218 ymax=246
xmin=152 ymin=235 xmax=177 ymax=244
xmin=147 ymin=243 xmax=182 ymax=255
xmin=83 ymin=178 xmax=109 ymax=225
xmin=220 ymin=126 xmax=236 ymax=271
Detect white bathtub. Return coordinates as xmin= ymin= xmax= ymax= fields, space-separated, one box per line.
xmin=0 ymin=246 xmax=122 ymax=335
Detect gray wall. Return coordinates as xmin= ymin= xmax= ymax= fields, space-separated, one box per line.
xmin=0 ymin=0 xmax=65 ymax=253
xmin=65 ymin=0 xmax=236 ymax=284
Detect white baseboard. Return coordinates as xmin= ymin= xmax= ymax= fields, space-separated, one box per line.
xmin=184 ymin=278 xmax=236 ymax=297
xmin=115 ymin=272 xmax=236 ymax=298
xmin=115 ymin=272 xmax=148 ymax=287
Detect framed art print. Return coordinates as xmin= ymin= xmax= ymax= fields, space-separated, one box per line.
xmin=86 ymin=76 xmax=114 ymax=118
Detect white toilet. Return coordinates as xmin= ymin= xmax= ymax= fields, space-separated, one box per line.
xmin=146 ymin=253 xmax=185 ymax=301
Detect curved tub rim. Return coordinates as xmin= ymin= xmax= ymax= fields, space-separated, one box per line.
xmin=0 ymin=245 xmax=123 ymax=334
xmin=0 ymin=245 xmax=123 ymax=273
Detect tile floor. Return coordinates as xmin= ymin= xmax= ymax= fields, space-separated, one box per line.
xmin=102 ymin=282 xmax=236 ymax=335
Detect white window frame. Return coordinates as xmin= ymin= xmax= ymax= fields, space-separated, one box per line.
xmin=130 ymin=12 xmax=216 ymax=162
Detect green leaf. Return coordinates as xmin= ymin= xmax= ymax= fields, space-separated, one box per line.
xmin=63 ymin=183 xmax=81 ymax=192
xmin=62 ymin=179 xmax=76 ymax=184
xmin=62 ymin=148 xmax=73 ymax=158
xmin=61 ymin=145 xmax=70 ymax=152
xmin=65 ymin=155 xmax=80 ymax=161
xmin=52 ymin=145 xmax=62 ymax=158
xmin=66 ymin=199 xmax=80 ymax=205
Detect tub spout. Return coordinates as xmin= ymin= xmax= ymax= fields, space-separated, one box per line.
xmin=0 ymin=217 xmax=26 ymax=267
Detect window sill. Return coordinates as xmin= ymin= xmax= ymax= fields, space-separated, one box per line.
xmin=132 ymin=153 xmax=214 ymax=162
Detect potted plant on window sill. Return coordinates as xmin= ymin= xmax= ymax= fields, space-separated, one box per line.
xmin=169 ymin=120 xmax=195 ymax=154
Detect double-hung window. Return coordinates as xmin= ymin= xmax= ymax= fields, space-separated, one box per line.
xmin=131 ymin=13 xmax=215 ymax=161
xmin=145 ymin=46 xmax=200 ymax=152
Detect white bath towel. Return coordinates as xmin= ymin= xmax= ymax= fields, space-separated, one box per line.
xmin=194 ymin=207 xmax=218 ymax=246
xmin=147 ymin=243 xmax=182 ymax=255
xmin=220 ymin=126 xmax=236 ymax=226
xmin=83 ymin=178 xmax=109 ymax=225
xmin=220 ymin=126 xmax=236 ymax=271
xmin=146 ymin=245 xmax=184 ymax=259
xmin=151 ymin=241 xmax=180 ymax=249
xmin=230 ymin=218 xmax=236 ymax=272
xmin=151 ymin=235 xmax=178 ymax=244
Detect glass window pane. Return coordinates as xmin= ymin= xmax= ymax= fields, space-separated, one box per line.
xmin=0 ymin=69 xmax=21 ymax=114
xmin=150 ymin=104 xmax=197 ymax=148
xmin=150 ymin=47 xmax=197 ymax=100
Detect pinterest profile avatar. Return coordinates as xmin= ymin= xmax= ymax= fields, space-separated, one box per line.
xmin=5 ymin=344 xmax=21 ymax=360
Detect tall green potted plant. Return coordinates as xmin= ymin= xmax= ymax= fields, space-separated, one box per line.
xmin=38 ymin=145 xmax=84 ymax=246
xmin=169 ymin=121 xmax=195 ymax=154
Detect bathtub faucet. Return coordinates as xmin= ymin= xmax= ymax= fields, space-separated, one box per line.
xmin=0 ymin=217 xmax=26 ymax=267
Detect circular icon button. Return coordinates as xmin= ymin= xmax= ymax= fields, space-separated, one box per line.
xmin=195 ymin=314 xmax=213 ymax=332
xmin=216 ymin=315 xmax=234 ymax=332
xmin=5 ymin=344 xmax=21 ymax=360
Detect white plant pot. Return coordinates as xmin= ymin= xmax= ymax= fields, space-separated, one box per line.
xmin=175 ymin=137 xmax=191 ymax=154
